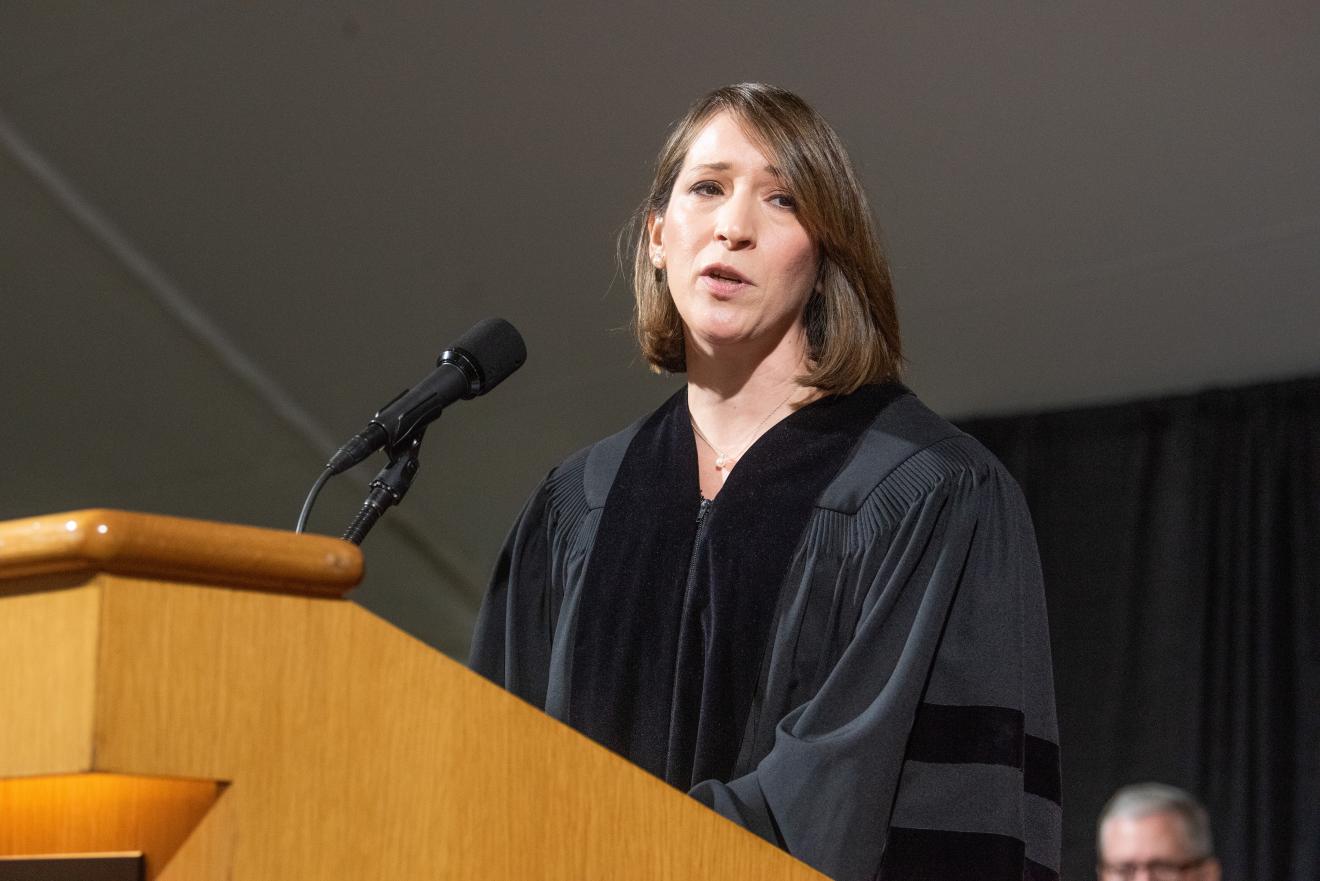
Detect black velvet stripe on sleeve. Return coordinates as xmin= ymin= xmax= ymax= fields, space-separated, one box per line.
xmin=905 ymin=703 xmax=1024 ymax=768
xmin=901 ymin=704 xmax=1062 ymax=806
xmin=877 ymin=827 xmax=1025 ymax=881
xmin=1024 ymin=734 xmax=1061 ymax=805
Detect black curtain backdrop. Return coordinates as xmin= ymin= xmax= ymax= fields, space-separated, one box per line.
xmin=960 ymin=375 xmax=1320 ymax=881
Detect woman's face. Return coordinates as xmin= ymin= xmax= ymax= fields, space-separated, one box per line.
xmin=650 ymin=111 xmax=818 ymax=360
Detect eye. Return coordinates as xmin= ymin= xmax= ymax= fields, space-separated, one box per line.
xmin=769 ymin=192 xmax=798 ymax=210
xmin=689 ymin=180 xmax=723 ymax=197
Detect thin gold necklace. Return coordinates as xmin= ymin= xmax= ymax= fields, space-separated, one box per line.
xmin=690 ymin=391 xmax=795 ymax=482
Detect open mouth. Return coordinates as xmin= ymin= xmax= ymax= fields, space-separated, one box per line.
xmin=702 ymin=264 xmax=750 ymax=285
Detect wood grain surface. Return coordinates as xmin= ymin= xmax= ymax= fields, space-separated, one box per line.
xmin=0 ymin=510 xmax=361 ymax=595
xmin=0 ymin=508 xmax=826 ymax=880
xmin=87 ymin=577 xmax=825 ymax=879
xmin=0 ymin=584 xmax=98 ymax=776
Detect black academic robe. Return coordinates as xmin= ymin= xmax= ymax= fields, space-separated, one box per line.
xmin=470 ymin=384 xmax=1061 ymax=881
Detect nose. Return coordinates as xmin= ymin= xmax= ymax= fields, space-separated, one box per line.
xmin=714 ymin=193 xmax=755 ymax=250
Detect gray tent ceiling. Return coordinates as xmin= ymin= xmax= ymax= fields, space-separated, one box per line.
xmin=3 ymin=2 xmax=1317 ymax=655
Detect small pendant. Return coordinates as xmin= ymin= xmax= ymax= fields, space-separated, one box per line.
xmin=714 ymin=455 xmax=734 ymax=482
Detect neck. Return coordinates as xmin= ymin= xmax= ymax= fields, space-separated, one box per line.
xmin=685 ymin=325 xmax=814 ymax=447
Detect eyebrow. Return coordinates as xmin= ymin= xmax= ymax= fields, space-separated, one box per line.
xmin=687 ymin=161 xmax=784 ymax=178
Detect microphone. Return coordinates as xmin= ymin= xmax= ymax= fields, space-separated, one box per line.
xmin=326 ymin=318 xmax=526 ymax=475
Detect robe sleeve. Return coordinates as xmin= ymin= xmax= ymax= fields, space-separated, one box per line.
xmin=469 ymin=472 xmax=557 ymax=709
xmin=689 ymin=453 xmax=1061 ymax=881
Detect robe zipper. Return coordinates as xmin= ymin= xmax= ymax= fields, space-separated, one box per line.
xmin=683 ymin=497 xmax=714 ymax=604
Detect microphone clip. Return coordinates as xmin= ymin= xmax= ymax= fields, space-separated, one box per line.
xmin=341 ymin=427 xmax=428 ymax=546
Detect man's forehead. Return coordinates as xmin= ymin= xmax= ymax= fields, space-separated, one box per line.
xmin=1101 ymin=811 xmax=1193 ymax=858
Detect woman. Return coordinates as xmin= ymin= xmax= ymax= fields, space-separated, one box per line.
xmin=471 ymin=83 xmax=1060 ymax=881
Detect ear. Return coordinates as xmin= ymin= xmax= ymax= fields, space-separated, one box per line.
xmin=1202 ymin=857 xmax=1222 ymax=881
xmin=647 ymin=211 xmax=665 ymax=250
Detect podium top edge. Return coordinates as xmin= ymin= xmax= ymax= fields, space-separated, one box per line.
xmin=0 ymin=509 xmax=362 ymax=597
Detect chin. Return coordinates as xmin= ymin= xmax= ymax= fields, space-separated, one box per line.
xmin=688 ymin=322 xmax=756 ymax=352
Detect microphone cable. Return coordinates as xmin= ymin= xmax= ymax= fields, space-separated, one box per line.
xmin=295 ymin=465 xmax=334 ymax=534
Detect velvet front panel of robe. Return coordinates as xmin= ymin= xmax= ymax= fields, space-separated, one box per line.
xmin=567 ymin=384 xmax=905 ymax=789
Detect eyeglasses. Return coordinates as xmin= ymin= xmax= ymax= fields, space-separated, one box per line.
xmin=1098 ymin=857 xmax=1209 ymax=881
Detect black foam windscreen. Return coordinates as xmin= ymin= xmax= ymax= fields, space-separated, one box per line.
xmin=447 ymin=317 xmax=526 ymax=394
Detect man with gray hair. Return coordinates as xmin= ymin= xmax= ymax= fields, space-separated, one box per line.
xmin=1097 ymin=782 xmax=1221 ymax=881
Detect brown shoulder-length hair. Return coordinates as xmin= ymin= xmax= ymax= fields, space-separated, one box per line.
xmin=628 ymin=83 xmax=903 ymax=395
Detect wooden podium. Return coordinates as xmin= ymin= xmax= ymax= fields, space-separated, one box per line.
xmin=0 ymin=510 xmax=824 ymax=880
